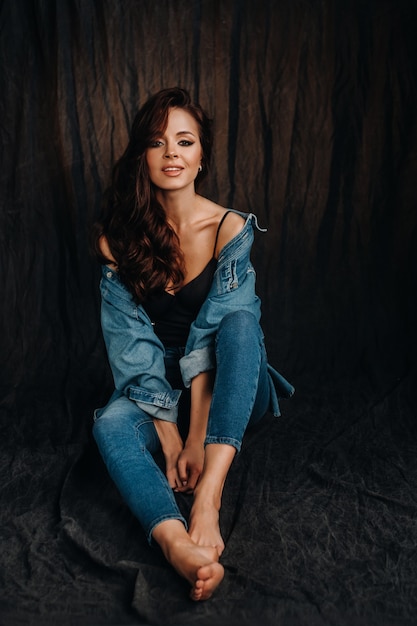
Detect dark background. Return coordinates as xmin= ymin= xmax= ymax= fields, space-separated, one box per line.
xmin=1 ymin=1 xmax=416 ymax=625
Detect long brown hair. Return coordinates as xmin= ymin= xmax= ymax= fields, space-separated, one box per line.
xmin=91 ymin=87 xmax=213 ymax=303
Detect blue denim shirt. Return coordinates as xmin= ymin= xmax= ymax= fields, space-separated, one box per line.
xmin=95 ymin=211 xmax=294 ymax=423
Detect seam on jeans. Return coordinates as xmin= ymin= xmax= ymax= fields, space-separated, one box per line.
xmin=133 ymin=418 xmax=155 ymax=444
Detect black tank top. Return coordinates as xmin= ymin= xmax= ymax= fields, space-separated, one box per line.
xmin=143 ymin=212 xmax=231 ymax=347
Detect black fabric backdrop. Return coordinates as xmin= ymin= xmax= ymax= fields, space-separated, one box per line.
xmin=1 ymin=1 xmax=417 ymax=625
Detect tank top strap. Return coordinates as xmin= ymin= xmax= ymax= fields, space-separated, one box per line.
xmin=212 ymin=210 xmax=233 ymax=256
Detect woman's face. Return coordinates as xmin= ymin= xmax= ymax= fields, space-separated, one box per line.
xmin=145 ymin=107 xmax=203 ymax=193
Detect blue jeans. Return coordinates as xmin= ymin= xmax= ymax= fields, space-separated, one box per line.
xmin=93 ymin=310 xmax=271 ymax=543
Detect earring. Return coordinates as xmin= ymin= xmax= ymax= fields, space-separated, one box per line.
xmin=198 ymin=165 xmax=202 ymax=172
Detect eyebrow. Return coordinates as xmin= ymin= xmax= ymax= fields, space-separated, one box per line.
xmin=176 ymin=130 xmax=196 ymax=137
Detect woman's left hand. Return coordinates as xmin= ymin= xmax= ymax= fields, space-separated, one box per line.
xmin=176 ymin=441 xmax=205 ymax=493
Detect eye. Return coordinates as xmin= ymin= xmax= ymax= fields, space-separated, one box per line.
xmin=178 ymin=140 xmax=194 ymax=146
xmin=149 ymin=140 xmax=164 ymax=148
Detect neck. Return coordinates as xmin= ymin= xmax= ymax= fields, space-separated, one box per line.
xmin=156 ymin=188 xmax=200 ymax=227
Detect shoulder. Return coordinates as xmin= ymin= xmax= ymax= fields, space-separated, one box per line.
xmin=98 ymin=235 xmax=118 ymax=269
xmin=196 ymin=197 xmax=247 ymax=256
xmin=214 ymin=209 xmax=246 ymax=257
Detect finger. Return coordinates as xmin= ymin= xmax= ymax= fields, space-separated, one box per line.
xmin=187 ymin=469 xmax=201 ymax=491
xmin=167 ymin=468 xmax=181 ymax=490
xmin=168 ymin=476 xmax=177 ymax=489
xmin=177 ymin=459 xmax=189 ymax=485
xmin=176 ymin=469 xmax=192 ymax=492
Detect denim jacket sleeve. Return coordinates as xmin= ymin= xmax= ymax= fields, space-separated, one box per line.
xmin=97 ymin=266 xmax=181 ymax=423
xmin=179 ymin=211 xmax=295 ymax=416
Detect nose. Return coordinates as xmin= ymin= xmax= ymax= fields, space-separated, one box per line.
xmin=164 ymin=149 xmax=178 ymax=159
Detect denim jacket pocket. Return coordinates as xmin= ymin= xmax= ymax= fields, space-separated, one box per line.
xmin=220 ymin=259 xmax=239 ymax=292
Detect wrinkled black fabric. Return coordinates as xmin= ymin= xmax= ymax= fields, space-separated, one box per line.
xmin=1 ymin=1 xmax=416 ymax=625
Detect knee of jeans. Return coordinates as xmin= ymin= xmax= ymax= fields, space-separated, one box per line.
xmin=93 ymin=399 xmax=151 ymax=444
xmin=93 ymin=411 xmax=126 ymax=443
xmin=218 ymin=310 xmax=262 ymax=341
xmin=92 ymin=415 xmax=114 ymax=449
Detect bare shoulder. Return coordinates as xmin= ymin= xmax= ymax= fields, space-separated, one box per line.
xmin=196 ymin=197 xmax=246 ymax=255
xmin=99 ymin=235 xmax=118 ymax=268
xmin=215 ymin=209 xmax=245 ymax=256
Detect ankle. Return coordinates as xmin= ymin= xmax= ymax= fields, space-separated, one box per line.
xmin=193 ymin=486 xmax=222 ymax=512
xmin=152 ymin=520 xmax=189 ymax=553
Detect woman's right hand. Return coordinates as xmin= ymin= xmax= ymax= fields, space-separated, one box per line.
xmin=153 ymin=419 xmax=185 ymax=490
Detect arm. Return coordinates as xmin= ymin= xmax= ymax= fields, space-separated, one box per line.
xmin=176 ymin=370 xmax=215 ymax=492
xmin=152 ymin=418 xmax=185 ymax=490
xmin=100 ymin=270 xmax=181 ymax=420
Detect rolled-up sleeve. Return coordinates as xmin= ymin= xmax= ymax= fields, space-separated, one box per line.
xmin=100 ymin=268 xmax=181 ymax=422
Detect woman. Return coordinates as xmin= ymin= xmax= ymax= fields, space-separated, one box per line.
xmin=91 ymin=87 xmax=294 ymax=601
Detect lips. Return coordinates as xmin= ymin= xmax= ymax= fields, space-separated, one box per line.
xmin=161 ymin=165 xmax=184 ymax=177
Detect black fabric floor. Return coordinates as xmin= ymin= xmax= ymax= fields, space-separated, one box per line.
xmin=2 ymin=377 xmax=416 ymax=625
xmin=1 ymin=1 xmax=417 ymax=625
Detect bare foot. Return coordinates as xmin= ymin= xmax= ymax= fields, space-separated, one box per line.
xmin=188 ymin=495 xmax=225 ymax=557
xmin=166 ymin=540 xmax=224 ymax=601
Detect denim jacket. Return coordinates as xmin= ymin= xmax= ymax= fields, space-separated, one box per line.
xmin=95 ymin=211 xmax=294 ymax=423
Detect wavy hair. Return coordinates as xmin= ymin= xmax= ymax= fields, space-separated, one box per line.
xmin=91 ymin=87 xmax=213 ymax=303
